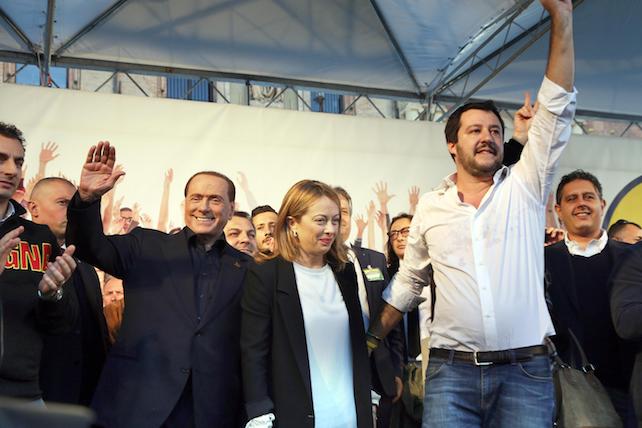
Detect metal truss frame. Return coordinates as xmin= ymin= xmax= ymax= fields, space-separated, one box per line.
xmin=429 ymin=0 xmax=585 ymax=122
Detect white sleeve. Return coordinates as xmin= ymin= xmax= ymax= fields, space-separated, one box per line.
xmin=511 ymin=76 xmax=577 ymax=204
xmin=383 ymin=204 xmax=431 ymax=312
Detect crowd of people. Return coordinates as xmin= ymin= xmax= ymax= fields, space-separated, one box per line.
xmin=0 ymin=1 xmax=641 ymax=428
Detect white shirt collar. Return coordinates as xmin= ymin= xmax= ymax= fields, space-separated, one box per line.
xmin=437 ymin=166 xmax=509 ymax=193
xmin=564 ymin=229 xmax=608 ymax=257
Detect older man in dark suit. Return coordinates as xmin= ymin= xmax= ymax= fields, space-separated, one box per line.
xmin=66 ymin=142 xmax=250 ymax=428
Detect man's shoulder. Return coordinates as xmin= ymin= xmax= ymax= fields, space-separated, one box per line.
xmin=545 ymin=240 xmax=568 ymax=257
xmin=12 ymin=217 xmax=58 ymax=244
xmin=352 ymin=246 xmax=386 ymax=267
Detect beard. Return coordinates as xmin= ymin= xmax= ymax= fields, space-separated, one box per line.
xmin=456 ymin=142 xmax=503 ymax=177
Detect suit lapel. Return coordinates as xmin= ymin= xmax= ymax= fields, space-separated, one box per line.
xmin=275 ymin=260 xmax=312 ymax=401
xmin=199 ymin=245 xmax=246 ymax=326
xmin=352 ymin=246 xmax=380 ymax=316
xmin=160 ymin=230 xmax=198 ymax=323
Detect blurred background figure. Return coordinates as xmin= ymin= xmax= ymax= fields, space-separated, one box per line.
xmin=608 ymin=219 xmax=642 ymax=245
xmin=224 ymin=211 xmax=258 ymax=257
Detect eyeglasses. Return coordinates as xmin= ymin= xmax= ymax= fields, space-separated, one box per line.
xmin=388 ymin=227 xmax=410 ymax=241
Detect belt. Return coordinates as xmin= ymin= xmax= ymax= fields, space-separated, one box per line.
xmin=430 ymin=345 xmax=549 ymax=366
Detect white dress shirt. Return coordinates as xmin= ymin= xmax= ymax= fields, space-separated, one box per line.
xmin=384 ymin=76 xmax=577 ymax=352
xmin=564 ymin=230 xmax=608 ymax=257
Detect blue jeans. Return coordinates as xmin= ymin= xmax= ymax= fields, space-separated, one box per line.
xmin=422 ymin=352 xmax=554 ymax=428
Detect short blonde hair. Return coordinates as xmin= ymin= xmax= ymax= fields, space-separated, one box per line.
xmin=276 ymin=180 xmax=347 ymax=270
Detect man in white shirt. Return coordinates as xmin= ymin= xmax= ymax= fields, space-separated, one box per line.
xmin=366 ymin=0 xmax=576 ymax=426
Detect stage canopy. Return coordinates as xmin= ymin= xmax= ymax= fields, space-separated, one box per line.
xmin=1 ymin=0 xmax=641 ymax=120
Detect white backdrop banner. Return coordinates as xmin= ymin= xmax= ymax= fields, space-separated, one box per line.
xmin=1 ymin=83 xmax=641 ymax=250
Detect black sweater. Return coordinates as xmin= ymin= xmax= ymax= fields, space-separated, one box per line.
xmin=0 ymin=200 xmax=78 ymax=398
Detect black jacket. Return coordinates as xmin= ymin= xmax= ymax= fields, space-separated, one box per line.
xmin=351 ymin=245 xmax=404 ymax=397
xmin=40 ymin=258 xmax=109 ymax=405
xmin=610 ymin=241 xmax=642 ymax=424
xmin=0 ymin=200 xmax=78 ymax=398
xmin=545 ymin=239 xmax=634 ymax=389
xmin=67 ymin=194 xmax=249 ymax=428
xmin=241 ymin=257 xmax=372 ymax=428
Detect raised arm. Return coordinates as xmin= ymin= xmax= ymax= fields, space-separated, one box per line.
xmin=157 ymin=168 xmax=173 ymax=232
xmin=542 ymin=0 xmax=574 ymax=91
xmin=78 ymin=142 xmax=126 ymax=203
xmin=67 ymin=142 xmax=136 ymax=277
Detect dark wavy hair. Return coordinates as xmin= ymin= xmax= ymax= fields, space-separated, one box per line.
xmin=386 ymin=213 xmax=413 ymax=274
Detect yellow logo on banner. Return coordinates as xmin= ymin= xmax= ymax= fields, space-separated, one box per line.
xmin=604 ymin=175 xmax=642 ymax=229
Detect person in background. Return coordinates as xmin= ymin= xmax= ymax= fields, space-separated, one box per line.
xmin=29 ymin=176 xmax=109 ymax=406
xmin=224 ymin=211 xmax=258 ymax=257
xmin=252 ymin=205 xmax=278 ymax=260
xmin=335 ymin=186 xmax=404 ymax=428
xmin=608 ymin=219 xmax=642 ymax=245
xmin=242 ymin=180 xmax=372 ymax=428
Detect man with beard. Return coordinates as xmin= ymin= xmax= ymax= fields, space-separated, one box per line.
xmin=251 ymin=205 xmax=277 ymax=259
xmin=546 ymin=170 xmax=636 ymax=425
xmin=366 ymin=0 xmax=576 ymax=425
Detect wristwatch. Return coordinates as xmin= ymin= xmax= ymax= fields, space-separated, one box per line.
xmin=38 ymin=287 xmax=64 ymax=301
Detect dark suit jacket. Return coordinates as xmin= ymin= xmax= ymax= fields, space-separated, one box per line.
xmin=40 ymin=259 xmax=109 ymax=405
xmin=610 ymin=241 xmax=642 ymax=423
xmin=241 ymin=257 xmax=372 ymax=428
xmin=545 ymin=239 xmax=634 ymax=386
xmin=66 ymin=194 xmax=249 ymax=428
xmin=351 ymin=245 xmax=404 ymax=398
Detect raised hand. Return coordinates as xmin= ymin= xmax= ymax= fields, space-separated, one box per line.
xmin=78 ymin=142 xmax=126 ymax=203
xmin=408 ymin=186 xmax=420 ymax=213
xmin=367 ymin=201 xmax=376 ymax=221
xmin=39 ymin=142 xmax=59 ymax=164
xmin=0 ymin=226 xmax=24 ymax=275
xmin=545 ymin=227 xmax=565 ymax=246
xmin=512 ymin=92 xmax=538 ymax=145
xmin=237 ymin=171 xmax=249 ymax=191
xmin=540 ymin=0 xmax=573 ymax=16
xmin=376 ymin=210 xmax=387 ymax=233
xmin=164 ymin=168 xmax=174 ymax=187
xmin=373 ymin=181 xmax=395 ymax=213
xmin=38 ymin=245 xmax=77 ymax=298
xmin=354 ymin=214 xmax=367 ymax=237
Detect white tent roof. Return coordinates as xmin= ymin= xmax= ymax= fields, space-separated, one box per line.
xmin=1 ymin=0 xmax=641 ymax=119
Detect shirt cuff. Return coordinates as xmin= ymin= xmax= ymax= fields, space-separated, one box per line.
xmin=538 ymin=76 xmax=577 ymax=116
xmin=383 ymin=276 xmax=427 ymax=313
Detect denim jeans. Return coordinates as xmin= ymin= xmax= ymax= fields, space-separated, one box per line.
xmin=422 ymin=352 xmax=554 ymax=428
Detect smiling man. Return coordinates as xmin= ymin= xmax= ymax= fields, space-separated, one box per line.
xmin=367 ymin=1 xmax=577 ymax=425
xmin=546 ymin=170 xmax=636 ymax=425
xmin=66 ymin=141 xmax=250 ymax=428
